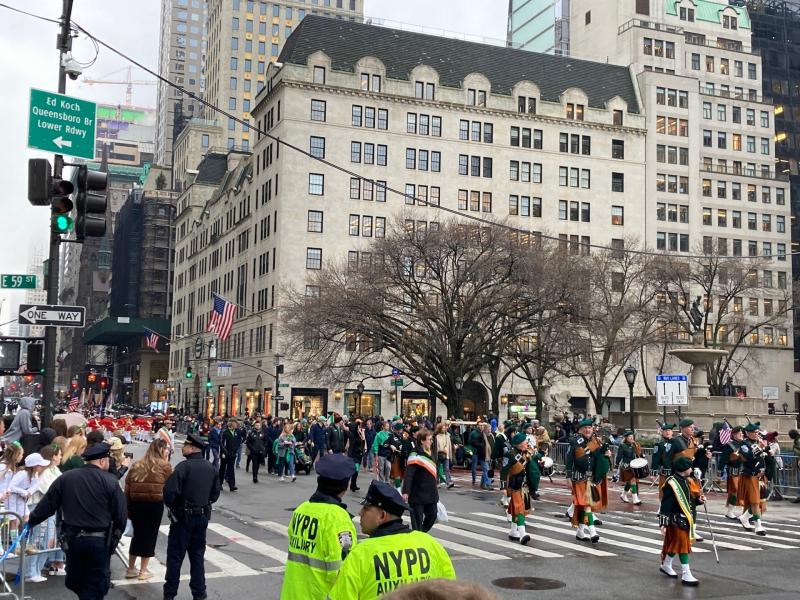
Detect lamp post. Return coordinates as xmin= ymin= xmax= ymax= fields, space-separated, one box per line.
xmin=356 ymin=382 xmax=365 ymax=417
xmin=455 ymin=376 xmax=463 ymax=418
xmin=623 ymin=365 xmax=638 ymax=433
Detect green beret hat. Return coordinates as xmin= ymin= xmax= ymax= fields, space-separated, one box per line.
xmin=744 ymin=423 xmax=760 ymax=432
xmin=503 ymin=420 xmax=515 ymax=429
xmin=510 ymin=432 xmax=528 ymax=446
xmin=661 ymin=423 xmax=677 ymax=430
xmin=731 ymin=425 xmax=744 ymax=434
xmin=623 ymin=430 xmax=634 ymax=437
xmin=578 ymin=418 xmax=594 ymax=428
xmin=393 ymin=422 xmax=405 ymax=431
xmin=679 ymin=418 xmax=694 ymax=428
xmin=673 ymin=457 xmax=693 ymax=472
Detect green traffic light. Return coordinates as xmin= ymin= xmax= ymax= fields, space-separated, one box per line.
xmin=52 ymin=214 xmax=73 ymax=233
xmin=185 ymin=368 xmax=193 ymax=378
xmin=206 ymin=378 xmax=212 ymax=389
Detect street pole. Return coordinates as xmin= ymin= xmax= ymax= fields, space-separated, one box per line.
xmin=628 ymin=384 xmax=635 ymax=433
xmin=43 ymin=0 xmax=75 ymax=427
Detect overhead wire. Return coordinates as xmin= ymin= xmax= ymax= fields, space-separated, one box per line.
xmin=2 ymin=2 xmax=797 ymax=261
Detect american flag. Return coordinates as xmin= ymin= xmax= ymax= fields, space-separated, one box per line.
xmin=207 ymin=293 xmax=236 ymax=341
xmin=68 ymin=396 xmax=80 ymax=412
xmin=718 ymin=421 xmax=732 ymax=446
xmin=144 ymin=328 xmax=160 ymax=353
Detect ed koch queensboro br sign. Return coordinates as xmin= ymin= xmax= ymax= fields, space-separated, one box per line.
xmin=27 ymin=89 xmax=96 ymax=160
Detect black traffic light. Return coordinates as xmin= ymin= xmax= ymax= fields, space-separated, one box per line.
xmin=75 ymin=165 xmax=108 ymax=241
xmin=99 ymin=377 xmax=108 ymax=390
xmin=786 ymin=383 xmax=791 ymax=393
xmin=186 ymin=366 xmax=193 ymax=379
xmin=0 ymin=341 xmax=21 ymax=371
xmin=206 ymin=376 xmax=212 ymax=390
xmin=28 ymin=159 xmax=76 ymax=234
xmin=26 ymin=343 xmax=44 ymax=373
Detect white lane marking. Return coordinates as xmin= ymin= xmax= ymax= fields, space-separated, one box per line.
xmin=472 ymin=512 xmax=662 ymax=556
xmin=432 ymin=523 xmax=562 ymax=558
xmin=446 ymin=515 xmax=615 ymax=557
xmin=158 ymin=525 xmax=260 ymax=576
xmin=207 ymin=522 xmax=288 ymax=564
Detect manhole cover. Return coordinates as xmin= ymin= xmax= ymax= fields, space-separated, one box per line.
xmin=492 ymin=577 xmax=566 ymax=590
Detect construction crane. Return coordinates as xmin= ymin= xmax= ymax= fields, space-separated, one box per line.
xmin=81 ymin=66 xmax=156 ymax=105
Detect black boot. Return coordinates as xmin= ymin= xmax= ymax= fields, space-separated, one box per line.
xmin=350 ymin=472 xmax=359 ymax=491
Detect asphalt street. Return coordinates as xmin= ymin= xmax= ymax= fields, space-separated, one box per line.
xmin=13 ymin=439 xmax=800 ymax=600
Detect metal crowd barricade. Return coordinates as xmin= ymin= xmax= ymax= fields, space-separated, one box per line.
xmin=0 ymin=510 xmax=28 ymax=600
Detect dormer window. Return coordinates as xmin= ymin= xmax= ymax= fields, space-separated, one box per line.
xmin=467 ymin=88 xmax=487 ymax=107
xmin=360 ymin=72 xmax=381 ymax=92
xmin=679 ymin=6 xmax=694 ymax=22
xmin=723 ymin=14 xmax=738 ymax=30
xmin=567 ymin=103 xmax=584 ymax=121
xmin=415 ymin=81 xmax=435 ymax=100
xmin=313 ymin=66 xmax=326 ymax=84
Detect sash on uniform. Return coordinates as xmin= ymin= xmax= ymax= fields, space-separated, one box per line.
xmin=406 ymin=453 xmax=438 ymax=478
xmin=666 ymin=477 xmax=696 ymax=542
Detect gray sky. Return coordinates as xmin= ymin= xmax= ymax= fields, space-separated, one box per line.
xmin=0 ymin=0 xmax=507 ymax=329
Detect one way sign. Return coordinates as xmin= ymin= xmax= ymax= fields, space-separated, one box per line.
xmin=18 ymin=304 xmax=85 ymax=328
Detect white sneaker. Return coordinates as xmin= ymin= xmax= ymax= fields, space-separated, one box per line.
xmin=659 ymin=556 xmax=677 ymax=578
xmin=739 ymin=512 xmax=755 ymax=530
xmin=754 ymin=519 xmax=766 ymax=536
xmin=508 ymin=524 xmax=520 ymax=540
xmin=681 ymin=564 xmax=699 ymax=586
xmin=25 ymin=576 xmax=47 ymax=583
xmin=279 ymin=476 xmax=285 ymax=482
xmin=575 ymin=524 xmax=591 ymax=541
xmin=725 ymin=505 xmax=737 ymax=519
xmin=632 ymin=493 xmax=642 ymax=505
xmin=518 ymin=525 xmax=531 ymax=545
xmin=619 ymin=492 xmax=630 ymax=503
xmin=291 ymin=475 xmax=296 ymax=482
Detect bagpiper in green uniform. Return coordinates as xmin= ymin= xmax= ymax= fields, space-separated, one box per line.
xmin=652 ymin=422 xmax=677 ymax=498
xmin=615 ymin=430 xmax=643 ymax=505
xmin=720 ymin=425 xmax=744 ymax=519
xmin=565 ymin=418 xmax=603 ymax=543
xmin=505 ymin=432 xmax=539 ymax=545
xmin=658 ymin=456 xmax=704 ymax=587
xmin=737 ymin=422 xmax=769 ymax=535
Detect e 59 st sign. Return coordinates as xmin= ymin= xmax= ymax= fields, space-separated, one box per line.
xmin=27 ymin=89 xmax=96 ymax=160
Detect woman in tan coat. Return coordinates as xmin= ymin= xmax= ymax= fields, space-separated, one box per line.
xmin=124 ymin=438 xmax=172 ymax=580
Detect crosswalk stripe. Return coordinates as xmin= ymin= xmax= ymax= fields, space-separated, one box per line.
xmin=472 ymin=512 xmax=662 ymax=556
xmin=598 ymin=512 xmax=799 ymax=548
xmin=114 ymin=536 xmax=167 ymax=580
xmin=446 ymin=515 xmax=614 ymax=557
xmin=256 ymin=520 xmax=288 ymax=537
xmin=432 ymin=522 xmax=562 ymax=558
xmin=207 ymin=522 xmax=288 ymax=564
xmin=593 ymin=519 xmax=756 ymax=552
xmin=159 ymin=525 xmax=260 ymax=577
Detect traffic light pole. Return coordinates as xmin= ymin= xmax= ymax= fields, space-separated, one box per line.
xmin=42 ymin=0 xmax=75 ymax=427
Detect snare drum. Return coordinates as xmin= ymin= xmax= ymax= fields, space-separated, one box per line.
xmin=629 ymin=457 xmax=650 ymax=479
xmin=540 ymin=456 xmax=554 ymax=477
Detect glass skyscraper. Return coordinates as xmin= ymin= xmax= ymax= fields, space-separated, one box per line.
xmin=507 ymin=0 xmax=569 ymax=55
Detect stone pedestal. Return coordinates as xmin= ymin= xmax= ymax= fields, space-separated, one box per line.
xmin=668 ymin=347 xmax=728 ymax=397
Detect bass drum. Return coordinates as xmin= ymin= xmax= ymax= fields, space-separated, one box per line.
xmin=540 ymin=456 xmax=554 ymax=477
xmin=629 ymin=457 xmax=650 ymax=479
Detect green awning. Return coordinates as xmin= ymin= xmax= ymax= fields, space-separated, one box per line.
xmin=83 ymin=317 xmax=170 ymax=346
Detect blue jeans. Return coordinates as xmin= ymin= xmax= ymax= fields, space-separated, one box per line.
xmin=235 ymin=444 xmax=243 ymax=467
xmin=211 ymin=446 xmax=220 ymax=469
xmin=471 ymin=455 xmax=490 ymax=486
xmin=440 ymin=458 xmax=452 ymax=484
xmin=164 ymin=514 xmax=208 ymax=599
xmin=278 ymin=454 xmax=295 ymax=477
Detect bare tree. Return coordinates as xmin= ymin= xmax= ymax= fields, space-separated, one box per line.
xmin=567 ymin=240 xmax=661 ymax=414
xmin=281 ymin=218 xmax=553 ymax=418
xmin=658 ymin=249 xmax=792 ymax=395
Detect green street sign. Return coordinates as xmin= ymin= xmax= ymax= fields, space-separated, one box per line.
xmin=1 ymin=274 xmax=36 ymax=289
xmin=27 ymin=88 xmax=96 ymax=160
xmin=394 ymin=378 xmax=404 ymax=386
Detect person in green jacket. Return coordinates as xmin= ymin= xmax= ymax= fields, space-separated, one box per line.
xmin=327 ymin=480 xmax=455 ymax=600
xmin=280 ymin=454 xmax=357 ymax=600
xmin=371 ymin=421 xmax=391 ymax=483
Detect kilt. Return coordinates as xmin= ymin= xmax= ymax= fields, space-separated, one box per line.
xmin=727 ymin=474 xmax=740 ymax=498
xmin=591 ymin=479 xmax=608 ymax=511
xmin=661 ymin=524 xmax=692 ymax=558
xmin=389 ymin=456 xmax=405 ymax=480
xmin=621 ymin=468 xmax=638 ymax=483
xmin=737 ymin=475 xmax=765 ymax=511
xmin=508 ymin=489 xmax=529 ymax=519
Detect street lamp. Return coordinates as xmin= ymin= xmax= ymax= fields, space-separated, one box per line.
xmin=623 ymin=365 xmax=638 ymax=433
xmin=356 ymin=382 xmax=365 ymax=417
xmin=455 ymin=376 xmax=463 ymax=417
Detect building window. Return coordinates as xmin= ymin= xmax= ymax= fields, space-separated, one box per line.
xmin=566 ymin=103 xmax=584 ymax=121
xmin=307 ymin=210 xmax=323 ymax=233
xmin=306 ymin=248 xmax=322 ymax=270
xmin=612 ymin=139 xmax=624 ymax=159
xmin=613 ymin=110 xmax=623 ymax=126
xmin=308 ymin=173 xmax=324 ymax=195
xmin=309 ymin=136 xmax=325 ymax=159
xmin=611 ymin=173 xmax=624 ymax=192
xmin=313 ymin=66 xmax=326 ymax=84
xmin=349 ymin=214 xmax=360 ymax=236
xmin=310 ymin=99 xmax=326 ymax=121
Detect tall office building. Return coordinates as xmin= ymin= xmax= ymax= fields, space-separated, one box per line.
xmin=204 ymin=0 xmax=364 ymax=152
xmin=741 ymin=0 xmax=800 ymax=368
xmin=155 ymin=0 xmax=208 ymax=168
xmin=19 ymin=246 xmax=46 ymax=340
xmin=507 ymin=0 xmax=570 ymax=55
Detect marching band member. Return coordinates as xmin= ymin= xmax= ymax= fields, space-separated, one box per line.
xmin=505 ymin=432 xmax=536 ymax=545
xmin=566 ymin=418 xmax=605 ymax=543
xmin=737 ymin=422 xmax=769 ymax=535
xmin=720 ymin=426 xmax=745 ymax=519
xmin=494 ymin=420 xmax=515 ymax=510
xmin=616 ymin=430 xmax=643 ymax=505
xmin=652 ymin=422 xmax=676 ymax=498
xmin=658 ymin=456 xmax=704 ymax=586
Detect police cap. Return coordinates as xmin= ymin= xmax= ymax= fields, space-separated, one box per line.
xmin=82 ymin=442 xmax=111 ymax=461
xmin=361 ymin=480 xmax=409 ymax=516
xmin=315 ymin=453 xmax=355 ymax=481
xmin=184 ymin=433 xmax=207 ymax=449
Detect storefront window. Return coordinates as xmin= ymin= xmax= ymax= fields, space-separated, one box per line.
xmin=263 ymin=388 xmax=272 ymax=415
xmin=401 ymin=394 xmax=430 ymax=418
xmin=292 ymin=394 xmax=326 ymax=420
xmin=217 ymin=386 xmax=226 ymax=417
xmin=507 ymin=395 xmax=537 ymax=420
xmin=245 ymin=389 xmax=257 ymax=416
xmin=346 ymin=390 xmax=380 ymax=416
xmin=231 ymin=384 xmax=240 ymax=416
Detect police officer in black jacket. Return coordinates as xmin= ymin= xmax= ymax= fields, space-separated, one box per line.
xmin=163 ymin=433 xmax=222 ymax=600
xmin=28 ymin=442 xmax=126 ymax=600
